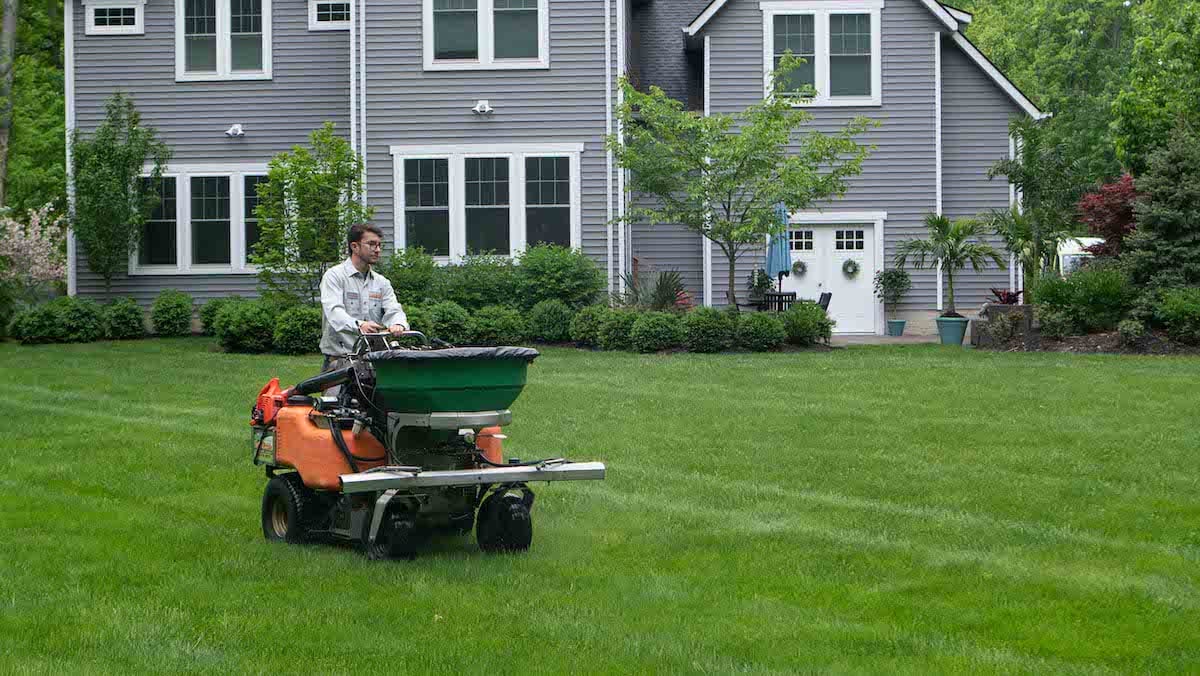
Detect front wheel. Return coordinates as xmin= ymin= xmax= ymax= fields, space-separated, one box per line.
xmin=476 ymin=492 xmax=533 ymax=553
xmin=261 ymin=473 xmax=312 ymax=544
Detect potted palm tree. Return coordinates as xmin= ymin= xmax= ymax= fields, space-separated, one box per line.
xmin=895 ymin=214 xmax=1006 ymax=346
xmin=873 ymin=268 xmax=911 ymax=336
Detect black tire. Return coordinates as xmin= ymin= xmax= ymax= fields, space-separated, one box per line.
xmin=363 ymin=503 xmax=419 ymax=561
xmin=476 ymin=492 xmax=533 ymax=553
xmin=261 ymin=473 xmax=312 ymax=544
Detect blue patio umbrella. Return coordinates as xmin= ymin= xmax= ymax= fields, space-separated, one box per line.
xmin=764 ymin=203 xmax=792 ymax=289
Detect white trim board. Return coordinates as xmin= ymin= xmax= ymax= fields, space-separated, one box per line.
xmin=83 ymin=0 xmax=146 ymax=36
xmin=422 ymin=0 xmax=550 ymax=71
xmin=389 ymin=143 xmax=584 ymax=156
xmin=604 ymin=0 xmax=614 ymax=296
xmin=65 ymin=0 xmax=77 ymax=296
xmin=686 ymin=0 xmax=956 ymax=36
xmin=943 ymin=5 xmax=971 ymax=24
xmin=948 ymin=32 xmax=1046 ymax=119
xmin=761 ymin=1 xmax=883 ymax=108
xmin=174 ymin=0 xmax=273 ymax=81
xmin=702 ymin=33 xmax=713 ymax=307
xmin=308 ymin=0 xmax=350 ymax=31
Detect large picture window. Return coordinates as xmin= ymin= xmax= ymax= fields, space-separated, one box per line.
xmin=392 ymin=145 xmax=581 ymax=260
xmin=424 ymin=0 xmax=547 ymax=70
xmin=761 ymin=0 xmax=881 ymax=106
xmin=176 ymin=0 xmax=272 ymax=81
xmin=139 ymin=177 xmax=177 ymax=266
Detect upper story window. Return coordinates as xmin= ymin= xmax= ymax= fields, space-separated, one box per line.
xmin=423 ymin=0 xmax=548 ymax=70
xmin=84 ymin=0 xmax=146 ymax=35
xmin=309 ymin=0 xmax=350 ymax=30
xmin=761 ymin=0 xmax=881 ymax=106
xmin=175 ymin=0 xmax=273 ymax=81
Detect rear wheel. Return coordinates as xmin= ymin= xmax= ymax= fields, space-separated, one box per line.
xmin=476 ymin=491 xmax=533 ymax=553
xmin=261 ymin=473 xmax=312 ymax=544
xmin=364 ymin=503 xmax=419 ymax=561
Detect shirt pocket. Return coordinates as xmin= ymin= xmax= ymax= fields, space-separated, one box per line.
xmin=369 ymin=298 xmax=383 ymax=322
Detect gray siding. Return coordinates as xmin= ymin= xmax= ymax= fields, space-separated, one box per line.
xmin=362 ymin=0 xmax=617 ymax=275
xmin=629 ymin=198 xmax=706 ymax=304
xmin=71 ymin=0 xmax=351 ymax=306
xmin=940 ymin=35 xmax=1021 ymax=308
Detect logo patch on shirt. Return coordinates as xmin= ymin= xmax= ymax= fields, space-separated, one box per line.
xmin=369 ymin=292 xmax=383 ymax=300
xmin=346 ymin=292 xmax=360 ymax=300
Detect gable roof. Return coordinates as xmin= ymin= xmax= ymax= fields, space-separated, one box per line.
xmin=682 ymin=0 xmax=1047 ymax=119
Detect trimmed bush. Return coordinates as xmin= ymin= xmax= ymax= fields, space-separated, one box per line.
xmin=467 ymin=305 xmax=527 ymax=346
xmin=1037 ymin=308 xmax=1073 ymax=340
xmin=598 ymin=309 xmax=640 ymax=351
xmin=1118 ymin=319 xmax=1146 ymax=346
xmin=1158 ymin=287 xmax=1200 ymax=345
xmin=782 ymin=302 xmax=834 ymax=346
xmin=403 ymin=304 xmax=431 ymax=337
xmin=1031 ymin=266 xmax=1134 ymax=333
xmin=516 ymin=245 xmax=605 ymax=309
xmin=103 ymin=298 xmax=146 ymax=339
xmin=10 ymin=304 xmax=65 ymax=344
xmin=431 ymin=254 xmax=520 ymax=310
xmin=737 ymin=312 xmax=786 ymax=352
xmin=273 ymin=306 xmax=323 ymax=355
xmin=151 ymin=289 xmax=194 ymax=336
xmin=200 ymin=296 xmax=242 ymax=335
xmin=630 ymin=312 xmax=685 ymax=353
xmin=527 ymin=299 xmax=574 ymax=343
xmin=377 ymin=247 xmax=438 ymax=306
xmin=216 ymin=300 xmax=276 ymax=353
xmin=569 ymin=304 xmax=610 ymax=347
xmin=62 ymin=297 xmax=105 ymax=343
xmin=426 ymin=301 xmax=472 ymax=344
xmin=684 ymin=307 xmax=735 ymax=353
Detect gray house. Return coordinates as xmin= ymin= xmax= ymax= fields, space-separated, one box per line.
xmin=65 ymin=0 xmax=1043 ymax=334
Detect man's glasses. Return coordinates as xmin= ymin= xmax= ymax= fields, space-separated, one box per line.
xmin=358 ymin=241 xmax=383 ymax=251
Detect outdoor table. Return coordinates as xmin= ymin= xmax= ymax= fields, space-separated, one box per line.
xmin=763 ymin=291 xmax=797 ymax=312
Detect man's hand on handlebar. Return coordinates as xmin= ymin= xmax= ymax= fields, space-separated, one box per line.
xmin=388 ymin=324 xmax=408 ymax=337
xmin=358 ymin=320 xmax=386 ymax=334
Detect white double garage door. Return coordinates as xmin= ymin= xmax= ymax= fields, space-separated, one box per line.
xmin=778 ymin=216 xmax=884 ymax=335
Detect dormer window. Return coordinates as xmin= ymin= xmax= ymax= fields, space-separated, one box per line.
xmin=309 ymin=0 xmax=350 ymax=31
xmin=761 ymin=0 xmax=881 ymax=106
xmin=423 ymin=0 xmax=548 ymax=70
xmin=84 ymin=0 xmax=146 ymax=35
xmin=175 ymin=0 xmax=273 ymax=81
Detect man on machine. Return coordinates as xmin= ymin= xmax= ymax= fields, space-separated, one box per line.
xmin=319 ymin=223 xmax=409 ymax=385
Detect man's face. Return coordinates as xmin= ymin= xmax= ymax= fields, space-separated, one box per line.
xmin=353 ymin=233 xmax=384 ymax=265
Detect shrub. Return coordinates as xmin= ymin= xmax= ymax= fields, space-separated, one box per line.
xmin=62 ymin=297 xmax=106 ymax=343
xmin=151 ymin=289 xmax=194 ymax=336
xmin=527 ymin=299 xmax=574 ymax=343
xmin=630 ymin=312 xmax=685 ymax=353
xmin=10 ymin=304 xmax=65 ymax=344
xmin=377 ymin=247 xmax=438 ymax=305
xmin=216 ymin=301 xmax=276 ymax=353
xmin=782 ymin=302 xmax=834 ymax=346
xmin=1037 ymin=308 xmax=1074 ymax=341
xmin=403 ymin=304 xmax=431 ymax=337
xmin=273 ymin=306 xmax=323 ymax=355
xmin=517 ymin=245 xmax=605 ymax=309
xmin=617 ymin=270 xmax=693 ymax=312
xmin=103 ymin=298 xmax=146 ymax=340
xmin=1118 ymin=319 xmax=1146 ymax=346
xmin=684 ymin=307 xmax=735 ymax=353
xmin=1032 ymin=266 xmax=1133 ymax=333
xmin=467 ymin=305 xmax=527 ymax=346
xmin=1158 ymin=287 xmax=1200 ymax=345
xmin=598 ymin=309 xmax=640 ymax=351
xmin=426 ymin=301 xmax=472 ymax=344
xmin=0 ymin=282 xmax=14 ymax=338
xmin=737 ymin=312 xmax=786 ymax=352
xmin=570 ymin=304 xmax=610 ymax=348
xmin=431 ymin=254 xmax=519 ymax=310
xmin=200 ymin=296 xmax=242 ymax=336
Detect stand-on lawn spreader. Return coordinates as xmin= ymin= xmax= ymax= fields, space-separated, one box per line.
xmin=250 ymin=332 xmax=605 ymax=559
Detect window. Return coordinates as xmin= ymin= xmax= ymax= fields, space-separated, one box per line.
xmin=139 ymin=177 xmax=177 ymax=266
xmin=176 ymin=0 xmax=272 ymax=81
xmin=424 ymin=0 xmax=548 ymax=70
xmin=131 ymin=164 xmax=266 ymax=275
xmin=309 ymin=0 xmax=350 ymax=30
xmin=761 ymin=0 xmax=881 ymax=106
xmin=788 ymin=229 xmax=813 ymax=251
xmin=85 ymin=0 xmax=146 ymax=35
xmin=392 ymin=144 xmax=581 ymax=260
xmin=835 ymin=229 xmax=865 ymax=250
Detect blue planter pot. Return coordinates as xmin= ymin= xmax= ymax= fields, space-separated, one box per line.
xmin=936 ymin=317 xmax=970 ymax=346
xmin=886 ymin=319 xmax=906 ymax=337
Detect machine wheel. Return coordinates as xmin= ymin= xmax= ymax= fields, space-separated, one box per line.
xmin=364 ymin=503 xmax=419 ymax=561
xmin=476 ymin=492 xmax=533 ymax=553
xmin=261 ymin=473 xmax=312 ymax=544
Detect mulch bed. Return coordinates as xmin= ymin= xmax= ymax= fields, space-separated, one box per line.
xmin=987 ymin=329 xmax=1200 ymax=356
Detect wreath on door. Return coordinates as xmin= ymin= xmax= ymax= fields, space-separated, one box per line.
xmin=842 ymin=259 xmax=861 ymax=279
xmin=791 ymin=260 xmax=807 ymax=277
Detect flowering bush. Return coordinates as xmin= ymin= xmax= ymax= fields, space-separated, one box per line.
xmin=0 ymin=204 xmax=67 ymax=306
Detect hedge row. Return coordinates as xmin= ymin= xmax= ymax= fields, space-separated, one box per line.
xmin=8 ymin=296 xmax=146 ymax=344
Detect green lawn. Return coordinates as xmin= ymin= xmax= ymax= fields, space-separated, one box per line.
xmin=1 ymin=339 xmax=1198 ymax=673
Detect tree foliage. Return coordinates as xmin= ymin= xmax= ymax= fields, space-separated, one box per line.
xmin=895 ymin=214 xmax=1006 ymax=317
xmin=252 ymin=122 xmax=371 ymax=305
xmin=1123 ymin=123 xmax=1200 ymax=291
xmin=69 ymin=93 xmax=170 ymax=292
xmin=1077 ymin=173 xmax=1139 ymax=257
xmin=0 ymin=201 xmax=64 ymax=306
xmin=608 ymin=57 xmax=874 ymax=306
xmin=3 ymin=0 xmax=65 ymax=212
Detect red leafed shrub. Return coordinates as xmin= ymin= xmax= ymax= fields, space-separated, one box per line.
xmin=1077 ymin=174 xmax=1140 ymax=257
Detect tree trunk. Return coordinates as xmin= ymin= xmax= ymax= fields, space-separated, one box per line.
xmin=0 ymin=0 xmax=17 ymax=208
xmin=945 ymin=268 xmax=956 ymax=316
xmin=725 ymin=247 xmax=739 ymax=308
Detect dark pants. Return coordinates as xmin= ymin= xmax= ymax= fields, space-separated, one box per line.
xmin=320 ymin=354 xmax=352 ymax=397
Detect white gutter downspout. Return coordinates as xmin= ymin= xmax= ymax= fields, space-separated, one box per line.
xmin=360 ymin=0 xmax=367 ymax=205
xmin=702 ymin=34 xmax=712 ymax=307
xmin=604 ymin=0 xmax=614 ymax=296
xmin=349 ymin=0 xmax=358 ymax=160
xmin=65 ymin=0 xmax=77 ymax=296
xmin=934 ymin=31 xmax=943 ymax=312
xmin=616 ymin=0 xmax=626 ymax=294
xmin=1009 ymin=134 xmax=1017 ymax=291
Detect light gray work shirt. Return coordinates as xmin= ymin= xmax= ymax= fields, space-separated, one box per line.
xmin=319 ymin=258 xmax=408 ymax=357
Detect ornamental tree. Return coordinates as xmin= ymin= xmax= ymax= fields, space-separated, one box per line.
xmin=607 ymin=57 xmax=874 ymax=307
xmin=0 ymin=202 xmax=65 ymax=306
xmin=895 ymin=214 xmax=1006 ymax=318
xmin=1077 ymin=173 xmax=1139 ymax=258
xmin=1123 ymin=123 xmax=1200 ymax=291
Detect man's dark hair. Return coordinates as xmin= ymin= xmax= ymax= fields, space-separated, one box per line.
xmin=348 ymin=223 xmax=384 ymax=255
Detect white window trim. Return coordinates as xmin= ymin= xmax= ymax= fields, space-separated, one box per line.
xmin=422 ymin=0 xmax=549 ymax=71
xmin=788 ymin=210 xmax=887 ymax=334
xmin=84 ymin=0 xmax=146 ymax=36
xmin=761 ymin=0 xmax=882 ymax=107
xmin=308 ymin=0 xmax=350 ymax=31
xmin=175 ymin=0 xmax=273 ymax=82
xmin=130 ymin=163 xmax=268 ymax=276
xmin=390 ymin=144 xmax=583 ymax=262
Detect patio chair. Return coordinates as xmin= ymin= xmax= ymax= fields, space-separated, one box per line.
xmin=817 ymin=292 xmax=832 ymax=311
